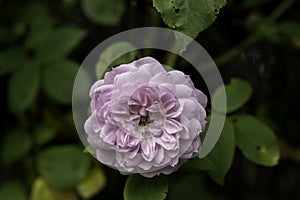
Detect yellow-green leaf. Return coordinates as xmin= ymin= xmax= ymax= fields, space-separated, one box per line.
xmin=30 ymin=178 xmax=77 ymax=200
xmin=76 ymin=167 xmax=106 ymax=199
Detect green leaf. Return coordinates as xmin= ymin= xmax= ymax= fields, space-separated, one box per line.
xmin=181 ymin=156 xmax=214 ymax=172
xmin=83 ymin=146 xmax=97 ymax=157
xmin=96 ymin=41 xmax=139 ymax=79
xmin=0 ymin=48 xmax=26 ymax=77
xmin=82 ymin=0 xmax=125 ymax=26
xmin=38 ymin=145 xmax=91 ymax=190
xmin=76 ymin=167 xmax=106 ymax=199
xmin=0 ymin=181 xmax=27 ymax=200
xmin=1 ymin=130 xmax=32 ymax=165
xmin=34 ymin=124 xmax=58 ymax=145
xmin=181 ymin=119 xmax=235 ymax=185
xmin=124 ymin=174 xmax=168 ymax=200
xmin=25 ymin=27 xmax=86 ymax=62
xmin=30 ymin=178 xmax=77 ymax=200
xmin=206 ymin=119 xmax=235 ymax=185
xmin=43 ymin=60 xmax=79 ymax=104
xmin=72 ymin=67 xmax=92 ymax=103
xmin=181 ymin=115 xmax=214 ymax=171
xmin=18 ymin=2 xmax=56 ymax=30
xmin=173 ymin=32 xmax=193 ymax=55
xmin=212 ymin=78 xmax=252 ymax=113
xmin=8 ymin=62 xmax=40 ymax=113
xmin=153 ymin=0 xmax=226 ymax=51
xmin=232 ymin=114 xmax=280 ymax=166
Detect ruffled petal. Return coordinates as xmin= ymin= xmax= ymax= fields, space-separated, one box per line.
xmin=141 ymin=139 xmax=157 ymax=161
xmin=89 ymin=80 xmax=104 ymax=97
xmin=156 ymin=133 xmax=178 ymax=150
xmin=84 ymin=111 xmax=101 ymax=134
xmin=100 ymin=123 xmax=118 ymax=145
xmin=134 ymin=57 xmax=166 ymax=75
xmin=104 ymin=64 xmax=136 ymax=84
xmin=84 ymin=56 xmax=207 ymax=177
xmin=164 ymin=119 xmax=182 ymax=134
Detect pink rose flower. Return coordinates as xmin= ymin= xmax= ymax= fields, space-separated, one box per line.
xmin=85 ymin=57 xmax=207 ymax=177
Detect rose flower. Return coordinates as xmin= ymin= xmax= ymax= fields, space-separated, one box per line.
xmin=85 ymin=57 xmax=207 ymax=177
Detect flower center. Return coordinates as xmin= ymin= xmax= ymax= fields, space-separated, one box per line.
xmin=135 ymin=108 xmax=164 ymax=138
xmin=138 ymin=115 xmax=153 ymax=127
xmin=137 ymin=114 xmax=153 ymax=138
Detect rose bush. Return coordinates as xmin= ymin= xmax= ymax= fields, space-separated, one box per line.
xmin=85 ymin=57 xmax=207 ymax=177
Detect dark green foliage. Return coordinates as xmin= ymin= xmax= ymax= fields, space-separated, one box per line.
xmin=37 ymin=145 xmax=91 ymax=189
xmin=124 ymin=175 xmax=168 ymax=200
xmin=0 ymin=0 xmax=299 ymax=199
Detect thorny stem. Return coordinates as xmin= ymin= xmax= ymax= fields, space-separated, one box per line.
xmin=215 ymin=0 xmax=295 ymax=66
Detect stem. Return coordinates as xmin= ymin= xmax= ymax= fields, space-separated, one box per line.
xmin=279 ymin=139 xmax=300 ymax=164
xmin=215 ymin=33 xmax=261 ymax=66
xmin=165 ymin=52 xmax=178 ymax=68
xmin=215 ymin=0 xmax=295 ymax=66
xmin=269 ymin=0 xmax=294 ymax=22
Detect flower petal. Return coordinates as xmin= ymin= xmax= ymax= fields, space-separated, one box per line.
xmin=181 ymin=137 xmax=200 ymax=159
xmin=153 ymin=147 xmax=164 ymax=164
xmin=150 ymin=72 xmax=174 ymax=85
xmin=96 ymin=149 xmax=116 ymax=166
xmin=179 ymin=98 xmax=200 ymax=120
xmin=134 ymin=57 xmax=166 ymax=75
xmin=84 ymin=111 xmax=101 ymax=134
xmin=174 ymin=84 xmax=193 ymax=98
xmin=141 ymin=139 xmax=157 ymax=162
xmin=194 ymin=89 xmax=208 ymax=107
xmin=168 ymin=70 xmax=194 ymax=87
xmin=164 ymin=119 xmax=182 ymax=134
xmin=100 ymin=123 xmax=117 ymax=145
xmin=89 ymin=80 xmax=104 ymax=97
xmin=156 ymin=133 xmax=178 ymax=150
xmin=84 ymin=56 xmax=208 ymax=176
xmin=104 ymin=64 xmax=136 ymax=84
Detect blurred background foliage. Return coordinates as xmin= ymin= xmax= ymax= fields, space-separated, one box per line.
xmin=0 ymin=0 xmax=300 ymax=199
